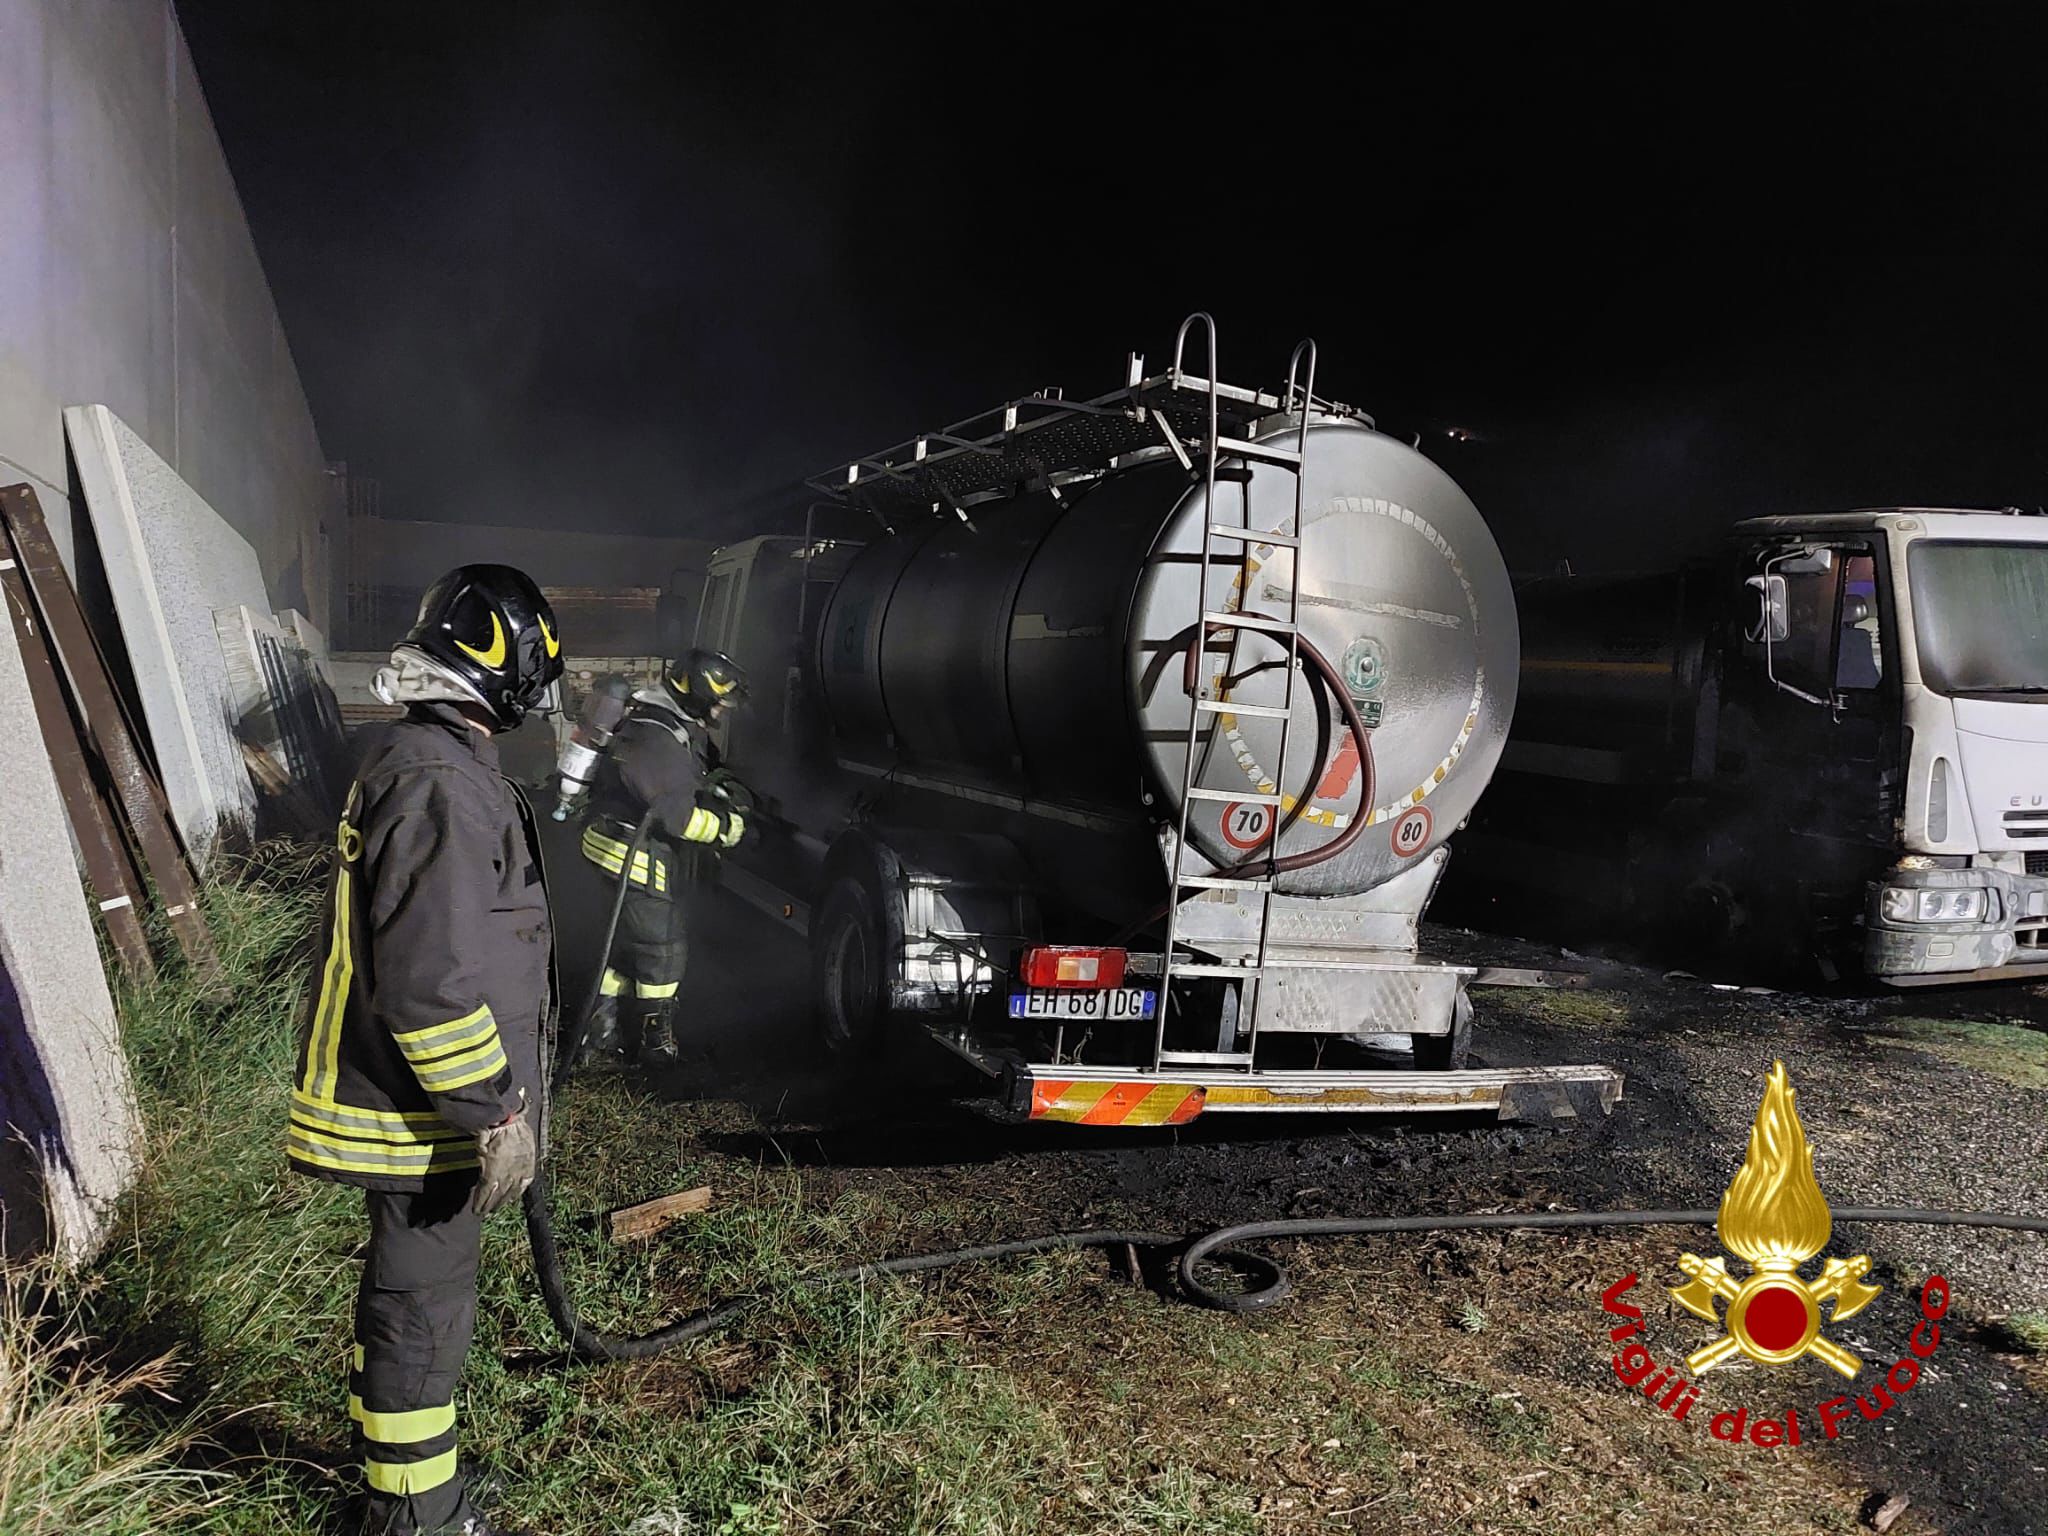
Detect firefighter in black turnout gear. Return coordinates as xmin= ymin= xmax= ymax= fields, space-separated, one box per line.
xmin=288 ymin=565 xmax=564 ymax=1536
xmin=576 ymin=649 xmax=749 ymax=1068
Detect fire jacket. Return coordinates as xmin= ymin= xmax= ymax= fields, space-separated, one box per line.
xmin=287 ymin=703 xmax=554 ymax=1192
xmin=578 ymin=696 xmax=720 ymax=894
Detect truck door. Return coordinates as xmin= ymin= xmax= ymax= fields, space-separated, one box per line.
xmin=1723 ymin=539 xmax=1900 ymax=953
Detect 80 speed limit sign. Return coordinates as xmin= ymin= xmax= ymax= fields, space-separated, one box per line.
xmin=1389 ymin=805 xmax=1433 ymax=858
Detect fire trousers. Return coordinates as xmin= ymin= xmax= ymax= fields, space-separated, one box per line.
xmin=352 ymin=1181 xmax=481 ymax=1534
xmin=598 ymin=879 xmax=688 ymax=1003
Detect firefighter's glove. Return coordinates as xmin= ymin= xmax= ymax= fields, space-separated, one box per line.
xmin=472 ymin=1107 xmax=537 ymax=1215
xmin=678 ymin=789 xmax=739 ymax=847
xmin=717 ymin=811 xmax=747 ymax=850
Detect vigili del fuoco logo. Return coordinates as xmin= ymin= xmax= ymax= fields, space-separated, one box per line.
xmin=1599 ymin=1062 xmax=1950 ymax=1447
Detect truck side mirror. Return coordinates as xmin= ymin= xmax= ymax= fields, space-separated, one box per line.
xmin=1745 ymin=573 xmax=1789 ymax=644
xmin=1745 ymin=559 xmax=1836 ymax=711
xmin=1776 ymin=546 xmax=1834 ymax=576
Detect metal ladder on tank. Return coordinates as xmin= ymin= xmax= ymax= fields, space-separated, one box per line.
xmin=1152 ymin=314 xmax=1318 ymax=1072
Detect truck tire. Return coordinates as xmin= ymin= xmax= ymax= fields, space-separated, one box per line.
xmin=813 ymin=876 xmax=887 ymax=1057
xmin=1412 ymin=986 xmax=1473 ymax=1071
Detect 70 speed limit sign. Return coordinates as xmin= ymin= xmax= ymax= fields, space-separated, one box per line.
xmin=1389 ymin=805 xmax=1433 ymax=859
xmin=1220 ymin=801 xmax=1274 ymax=851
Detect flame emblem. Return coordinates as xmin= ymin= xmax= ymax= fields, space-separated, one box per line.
xmin=1669 ymin=1062 xmax=1881 ymax=1378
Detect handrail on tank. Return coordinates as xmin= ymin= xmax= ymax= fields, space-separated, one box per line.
xmin=1283 ymin=339 xmax=1318 ymax=416
xmin=1171 ymin=311 xmax=1219 ymax=388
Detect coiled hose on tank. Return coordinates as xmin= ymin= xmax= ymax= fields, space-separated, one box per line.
xmin=1110 ymin=619 xmax=1375 ymax=949
xmin=524 ymin=822 xmax=2048 ymax=1363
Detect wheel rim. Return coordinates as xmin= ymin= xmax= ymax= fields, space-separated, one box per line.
xmin=825 ymin=912 xmax=872 ymax=1046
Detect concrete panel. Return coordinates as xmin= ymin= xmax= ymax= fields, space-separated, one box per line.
xmin=0 ymin=571 xmax=139 ymax=1265
xmin=67 ymin=403 xmax=263 ymax=864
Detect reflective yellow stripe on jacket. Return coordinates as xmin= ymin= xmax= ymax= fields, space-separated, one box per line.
xmin=302 ymin=799 xmax=363 ymax=1103
xmin=287 ymin=1089 xmax=478 ymax=1178
xmin=391 ymin=1004 xmax=509 ymax=1093
xmin=581 ymin=826 xmax=670 ymax=891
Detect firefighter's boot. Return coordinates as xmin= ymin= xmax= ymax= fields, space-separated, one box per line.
xmin=636 ymin=999 xmax=678 ymax=1069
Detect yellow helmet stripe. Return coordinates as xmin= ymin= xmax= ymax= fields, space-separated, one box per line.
xmin=538 ymin=613 xmax=560 ymax=658
xmin=454 ymin=611 xmax=507 ymax=669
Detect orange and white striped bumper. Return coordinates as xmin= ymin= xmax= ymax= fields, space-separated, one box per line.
xmin=1017 ymin=1065 xmax=1623 ymax=1125
xmin=1029 ymin=1078 xmax=1206 ymax=1126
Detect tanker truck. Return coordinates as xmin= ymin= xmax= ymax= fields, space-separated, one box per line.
xmin=1439 ymin=509 xmax=2048 ymax=985
xmin=685 ymin=319 xmax=1621 ymax=1125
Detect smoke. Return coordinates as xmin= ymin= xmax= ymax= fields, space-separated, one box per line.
xmin=178 ymin=4 xmax=2048 ymax=558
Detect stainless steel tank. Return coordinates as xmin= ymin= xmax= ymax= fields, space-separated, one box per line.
xmin=816 ymin=416 xmax=1520 ymax=898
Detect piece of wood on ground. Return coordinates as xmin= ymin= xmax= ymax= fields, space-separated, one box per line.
xmin=1864 ymin=1492 xmax=1910 ymax=1532
xmin=607 ymin=1185 xmax=713 ymax=1243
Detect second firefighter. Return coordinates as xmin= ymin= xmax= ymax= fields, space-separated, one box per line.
xmin=576 ymin=648 xmax=750 ymax=1067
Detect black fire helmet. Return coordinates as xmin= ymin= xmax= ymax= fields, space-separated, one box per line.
xmin=664 ymin=648 xmax=748 ymax=721
xmin=403 ymin=564 xmax=565 ymax=730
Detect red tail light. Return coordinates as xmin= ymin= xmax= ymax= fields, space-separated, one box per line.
xmin=1018 ymin=945 xmax=1128 ymax=990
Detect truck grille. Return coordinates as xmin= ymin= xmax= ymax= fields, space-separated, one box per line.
xmin=2003 ymin=810 xmax=2048 ymax=840
xmin=2030 ymin=851 xmax=2048 ymax=876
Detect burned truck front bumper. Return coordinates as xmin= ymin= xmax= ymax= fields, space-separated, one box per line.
xmin=1865 ymin=864 xmax=2048 ymax=985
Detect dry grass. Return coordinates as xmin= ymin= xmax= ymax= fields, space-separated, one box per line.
xmin=0 ymin=1267 xmax=222 ymax=1536
xmin=1480 ymin=987 xmax=1633 ymax=1032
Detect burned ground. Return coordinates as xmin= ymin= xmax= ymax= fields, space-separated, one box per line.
xmin=610 ymin=893 xmax=2048 ymax=1534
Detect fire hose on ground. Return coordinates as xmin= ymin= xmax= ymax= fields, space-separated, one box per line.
xmin=525 ymin=822 xmax=2048 ymax=1364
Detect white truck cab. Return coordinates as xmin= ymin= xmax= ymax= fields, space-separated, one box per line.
xmin=1840 ymin=510 xmax=2048 ymax=980
xmin=1460 ymin=505 xmax=2048 ymax=986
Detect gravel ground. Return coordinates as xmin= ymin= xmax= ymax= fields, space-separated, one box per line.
xmin=631 ymin=888 xmax=2048 ymax=1532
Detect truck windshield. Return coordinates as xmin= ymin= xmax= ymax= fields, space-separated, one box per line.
xmin=1908 ymin=540 xmax=2048 ymax=696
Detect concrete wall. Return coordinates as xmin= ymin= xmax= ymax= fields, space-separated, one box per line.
xmin=0 ymin=0 xmax=333 ymax=631
xmin=351 ymin=515 xmax=708 ymax=596
xmin=341 ymin=513 xmax=710 ymax=653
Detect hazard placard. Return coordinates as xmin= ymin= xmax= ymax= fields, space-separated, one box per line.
xmin=1221 ymin=801 xmax=1274 ymax=850
xmin=1390 ymin=805 xmax=1433 ymax=858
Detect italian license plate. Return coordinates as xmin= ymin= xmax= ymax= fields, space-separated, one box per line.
xmin=1008 ymin=988 xmax=1158 ymax=1021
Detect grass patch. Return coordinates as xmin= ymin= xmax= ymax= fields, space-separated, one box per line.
xmin=0 ymin=1267 xmax=223 ymax=1534
xmin=1986 ymin=1311 xmax=2048 ymax=1355
xmin=1482 ymin=987 xmax=1631 ymax=1031
xmin=1877 ymin=1015 xmax=2048 ymax=1090
xmin=56 ymin=845 xmax=1235 ymax=1533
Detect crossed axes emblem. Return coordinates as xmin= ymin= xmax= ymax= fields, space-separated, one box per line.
xmin=1671 ymin=1251 xmax=1883 ymax=1378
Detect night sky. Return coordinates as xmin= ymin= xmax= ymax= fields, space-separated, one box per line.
xmin=176 ymin=3 xmax=2048 ymax=572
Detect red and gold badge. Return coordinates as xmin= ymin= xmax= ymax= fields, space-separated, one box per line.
xmin=1669 ymin=1062 xmax=1882 ymax=1379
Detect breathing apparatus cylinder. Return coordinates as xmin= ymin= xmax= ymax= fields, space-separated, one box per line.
xmin=551 ymin=675 xmax=634 ymax=821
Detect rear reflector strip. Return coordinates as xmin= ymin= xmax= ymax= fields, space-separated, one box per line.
xmin=1029 ymin=1079 xmax=1204 ymax=1126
